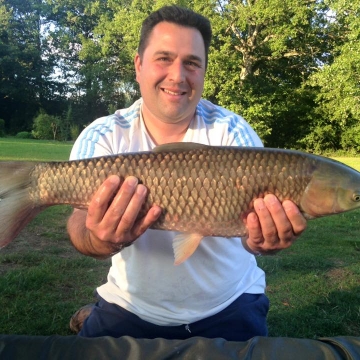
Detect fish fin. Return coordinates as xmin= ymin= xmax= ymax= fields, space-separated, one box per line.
xmin=0 ymin=162 xmax=41 ymax=248
xmin=172 ymin=233 xmax=203 ymax=265
xmin=153 ymin=142 xmax=210 ymax=153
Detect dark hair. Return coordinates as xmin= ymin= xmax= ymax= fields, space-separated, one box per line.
xmin=138 ymin=5 xmax=212 ymax=66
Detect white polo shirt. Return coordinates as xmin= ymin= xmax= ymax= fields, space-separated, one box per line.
xmin=70 ymin=98 xmax=266 ymax=326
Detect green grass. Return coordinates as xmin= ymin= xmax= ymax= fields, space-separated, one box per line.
xmin=0 ymin=137 xmax=72 ymax=161
xmin=0 ymin=137 xmax=360 ymax=338
xmin=259 ymin=211 xmax=360 ymax=338
xmin=0 ymin=137 xmax=109 ymax=336
xmin=330 ymin=157 xmax=360 ymax=171
xmin=0 ymin=205 xmax=110 ymax=336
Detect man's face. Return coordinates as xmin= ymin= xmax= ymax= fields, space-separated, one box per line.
xmin=134 ymin=21 xmax=206 ymax=125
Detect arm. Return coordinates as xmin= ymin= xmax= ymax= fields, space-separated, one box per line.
xmin=67 ymin=175 xmax=161 ymax=259
xmin=242 ymin=194 xmax=307 ymax=255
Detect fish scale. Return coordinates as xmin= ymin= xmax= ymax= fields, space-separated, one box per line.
xmin=1 ymin=142 xmax=360 ymax=263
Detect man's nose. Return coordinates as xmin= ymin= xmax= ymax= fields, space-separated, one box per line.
xmin=168 ymin=60 xmax=185 ymax=83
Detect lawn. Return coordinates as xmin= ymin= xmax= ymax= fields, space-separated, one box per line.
xmin=0 ymin=138 xmax=73 ymax=161
xmin=0 ymin=137 xmax=359 ymax=338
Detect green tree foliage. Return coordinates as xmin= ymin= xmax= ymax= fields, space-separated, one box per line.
xmin=193 ymin=0 xmax=334 ymax=147
xmin=45 ymin=0 xmax=132 ymax=127
xmin=306 ymin=0 xmax=360 ymax=152
xmin=91 ymin=0 xmax=338 ymax=148
xmin=0 ymin=0 xmax=63 ymax=133
xmin=0 ymin=0 xmax=359 ymax=152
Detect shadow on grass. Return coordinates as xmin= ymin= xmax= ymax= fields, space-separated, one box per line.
xmin=267 ymin=286 xmax=360 ymax=338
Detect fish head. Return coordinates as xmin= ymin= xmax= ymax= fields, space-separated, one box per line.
xmin=300 ymin=159 xmax=360 ymax=218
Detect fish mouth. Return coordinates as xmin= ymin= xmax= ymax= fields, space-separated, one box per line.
xmin=161 ymin=88 xmax=187 ymax=96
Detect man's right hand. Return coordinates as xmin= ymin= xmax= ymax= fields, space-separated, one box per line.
xmin=67 ymin=175 xmax=161 ymax=258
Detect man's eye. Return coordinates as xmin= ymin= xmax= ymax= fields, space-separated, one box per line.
xmin=185 ymin=61 xmax=201 ymax=69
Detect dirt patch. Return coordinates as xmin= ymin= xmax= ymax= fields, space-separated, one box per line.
xmin=325 ymin=267 xmax=352 ymax=283
xmin=0 ymin=225 xmax=83 ymax=266
xmin=3 ymin=231 xmax=75 ymax=253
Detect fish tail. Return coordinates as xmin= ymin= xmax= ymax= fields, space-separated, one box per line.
xmin=0 ymin=161 xmax=41 ymax=248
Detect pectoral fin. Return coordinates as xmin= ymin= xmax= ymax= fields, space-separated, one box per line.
xmin=172 ymin=233 xmax=203 ymax=265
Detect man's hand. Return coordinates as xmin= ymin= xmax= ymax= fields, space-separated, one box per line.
xmin=68 ymin=175 xmax=161 ymax=258
xmin=242 ymin=194 xmax=307 ymax=255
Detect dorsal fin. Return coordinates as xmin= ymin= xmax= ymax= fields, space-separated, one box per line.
xmin=153 ymin=142 xmax=209 ymax=153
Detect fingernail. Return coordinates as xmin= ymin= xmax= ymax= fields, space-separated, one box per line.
xmin=108 ymin=175 xmax=120 ymax=185
xmin=136 ymin=185 xmax=147 ymax=196
xmin=127 ymin=176 xmax=138 ymax=187
xmin=264 ymin=194 xmax=277 ymax=205
xmin=283 ymin=200 xmax=299 ymax=213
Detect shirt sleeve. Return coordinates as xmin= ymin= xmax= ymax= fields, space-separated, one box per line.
xmin=69 ymin=115 xmax=118 ymax=161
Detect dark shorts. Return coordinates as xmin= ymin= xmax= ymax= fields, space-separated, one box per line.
xmin=79 ymin=292 xmax=269 ymax=341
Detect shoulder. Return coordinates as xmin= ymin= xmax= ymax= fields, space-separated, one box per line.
xmin=70 ymin=99 xmax=143 ymax=160
xmin=196 ymin=99 xmax=263 ymax=147
xmin=113 ymin=98 xmax=142 ymax=125
xmin=82 ymin=99 xmax=142 ymax=138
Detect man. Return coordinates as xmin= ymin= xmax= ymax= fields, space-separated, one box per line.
xmin=67 ymin=5 xmax=307 ymax=341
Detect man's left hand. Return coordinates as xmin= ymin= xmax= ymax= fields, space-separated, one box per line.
xmin=243 ymin=194 xmax=307 ymax=255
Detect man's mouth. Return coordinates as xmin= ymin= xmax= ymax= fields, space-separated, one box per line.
xmin=162 ymin=88 xmax=187 ymax=96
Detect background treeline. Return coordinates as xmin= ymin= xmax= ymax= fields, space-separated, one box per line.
xmin=0 ymin=0 xmax=359 ymax=152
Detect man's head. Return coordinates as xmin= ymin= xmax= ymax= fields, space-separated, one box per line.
xmin=138 ymin=5 xmax=212 ymax=67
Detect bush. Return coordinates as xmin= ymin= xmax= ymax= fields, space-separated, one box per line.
xmin=341 ymin=124 xmax=360 ymax=153
xmin=70 ymin=124 xmax=80 ymax=141
xmin=32 ymin=111 xmax=61 ymax=140
xmin=15 ymin=131 xmax=33 ymax=139
xmin=298 ymin=124 xmax=340 ymax=153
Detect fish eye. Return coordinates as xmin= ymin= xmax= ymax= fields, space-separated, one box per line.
xmin=352 ymin=193 xmax=360 ymax=202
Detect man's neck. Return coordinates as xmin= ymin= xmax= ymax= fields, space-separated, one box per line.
xmin=141 ymin=111 xmax=194 ymax=146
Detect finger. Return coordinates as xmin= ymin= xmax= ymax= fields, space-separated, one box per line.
xmin=282 ymin=200 xmax=307 ymax=236
xmin=132 ymin=206 xmax=162 ymax=239
xmin=244 ymin=212 xmax=263 ymax=254
xmin=246 ymin=211 xmax=263 ymax=245
xmin=115 ymin=182 xmax=148 ymax=235
xmin=263 ymin=194 xmax=294 ymax=243
xmin=253 ymin=197 xmax=277 ymax=243
xmin=103 ymin=176 xmax=139 ymax=225
xmin=87 ymin=175 xmax=121 ymax=225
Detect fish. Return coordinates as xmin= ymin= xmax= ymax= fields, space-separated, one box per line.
xmin=1 ymin=142 xmax=360 ymax=264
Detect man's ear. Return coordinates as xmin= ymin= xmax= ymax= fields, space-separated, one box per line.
xmin=134 ymin=53 xmax=142 ymax=82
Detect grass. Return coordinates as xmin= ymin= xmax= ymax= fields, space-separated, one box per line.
xmin=0 ymin=137 xmax=360 ymax=338
xmin=0 ymin=138 xmax=109 ymax=336
xmin=0 ymin=205 xmax=110 ymax=336
xmin=330 ymin=157 xmax=360 ymax=170
xmin=259 ymin=212 xmax=360 ymax=338
xmin=0 ymin=137 xmax=73 ymax=161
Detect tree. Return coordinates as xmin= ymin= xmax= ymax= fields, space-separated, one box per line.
xmin=45 ymin=0 xmax=127 ymax=127
xmin=191 ymin=0 xmax=334 ymax=146
xmin=306 ymin=0 xmax=360 ymax=152
xmin=1 ymin=0 xmax=356 ymax=152
xmin=0 ymin=0 xmax=62 ymax=133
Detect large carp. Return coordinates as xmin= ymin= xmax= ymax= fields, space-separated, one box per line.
xmin=1 ymin=142 xmax=360 ymax=264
